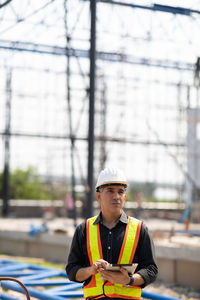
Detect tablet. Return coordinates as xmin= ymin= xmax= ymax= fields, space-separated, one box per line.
xmin=105 ymin=263 xmax=138 ymax=273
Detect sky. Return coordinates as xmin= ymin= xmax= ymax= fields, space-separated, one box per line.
xmin=0 ymin=0 xmax=200 ymax=200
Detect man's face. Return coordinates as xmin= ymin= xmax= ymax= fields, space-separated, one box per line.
xmin=96 ymin=185 xmax=127 ymax=216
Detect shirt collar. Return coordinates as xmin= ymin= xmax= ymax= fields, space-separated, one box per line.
xmin=93 ymin=210 xmax=129 ymax=225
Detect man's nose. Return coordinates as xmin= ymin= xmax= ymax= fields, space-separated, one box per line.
xmin=113 ymin=192 xmax=121 ymax=198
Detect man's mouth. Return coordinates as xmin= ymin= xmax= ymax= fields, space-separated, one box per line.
xmin=112 ymin=201 xmax=121 ymax=205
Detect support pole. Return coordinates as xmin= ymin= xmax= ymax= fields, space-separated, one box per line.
xmin=67 ymin=36 xmax=77 ymax=227
xmin=2 ymin=69 xmax=12 ymax=217
xmin=100 ymin=79 xmax=107 ymax=170
xmin=64 ymin=0 xmax=77 ymax=226
xmin=86 ymin=0 xmax=96 ymax=218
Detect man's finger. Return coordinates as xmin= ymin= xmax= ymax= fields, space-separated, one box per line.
xmin=120 ymin=267 xmax=128 ymax=275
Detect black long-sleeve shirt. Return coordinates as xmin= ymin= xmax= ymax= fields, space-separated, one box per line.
xmin=66 ymin=211 xmax=158 ymax=292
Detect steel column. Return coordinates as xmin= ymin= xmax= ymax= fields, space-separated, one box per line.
xmin=86 ymin=0 xmax=96 ymax=218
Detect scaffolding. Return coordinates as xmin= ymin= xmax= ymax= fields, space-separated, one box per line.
xmin=0 ymin=0 xmax=200 ymax=216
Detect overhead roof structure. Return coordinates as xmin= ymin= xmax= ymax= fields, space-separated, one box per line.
xmin=0 ymin=0 xmax=200 ymax=216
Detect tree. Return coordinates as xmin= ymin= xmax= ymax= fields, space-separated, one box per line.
xmin=0 ymin=167 xmax=51 ymax=200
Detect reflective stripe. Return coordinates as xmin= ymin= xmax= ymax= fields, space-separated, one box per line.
xmin=84 ymin=216 xmax=142 ymax=299
xmin=129 ymin=219 xmax=141 ymax=263
xmin=87 ymin=216 xmax=103 ymax=263
xmin=119 ymin=217 xmax=141 ymax=264
xmin=86 ymin=216 xmax=102 ymax=289
xmin=104 ymin=284 xmax=141 ymax=299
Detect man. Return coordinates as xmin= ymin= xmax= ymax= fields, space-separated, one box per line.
xmin=66 ymin=167 xmax=158 ymax=299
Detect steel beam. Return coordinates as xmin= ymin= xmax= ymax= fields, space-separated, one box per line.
xmin=0 ymin=131 xmax=185 ymax=147
xmin=95 ymin=0 xmax=200 ymax=16
xmin=0 ymin=40 xmax=194 ymax=71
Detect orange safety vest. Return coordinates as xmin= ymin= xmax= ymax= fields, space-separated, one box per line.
xmin=84 ymin=216 xmax=142 ymax=299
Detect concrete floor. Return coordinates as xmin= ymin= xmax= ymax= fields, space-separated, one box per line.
xmin=0 ymin=216 xmax=200 ymax=236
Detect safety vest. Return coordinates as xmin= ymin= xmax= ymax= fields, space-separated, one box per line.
xmin=84 ymin=216 xmax=142 ymax=299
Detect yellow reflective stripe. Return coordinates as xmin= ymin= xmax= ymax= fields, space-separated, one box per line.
xmin=105 ymin=284 xmax=141 ymax=298
xmin=84 ymin=284 xmax=141 ymax=299
xmin=84 ymin=217 xmax=105 ymax=298
xmin=120 ymin=217 xmax=139 ymax=264
xmin=88 ymin=216 xmax=101 ymax=263
xmin=84 ymin=283 xmax=103 ymax=298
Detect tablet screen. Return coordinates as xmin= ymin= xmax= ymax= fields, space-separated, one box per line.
xmin=105 ymin=263 xmax=138 ymax=273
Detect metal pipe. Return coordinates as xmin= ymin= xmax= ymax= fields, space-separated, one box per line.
xmin=0 ymin=277 xmax=30 ymax=300
xmin=2 ymin=69 xmax=12 ymax=216
xmin=0 ymin=293 xmax=18 ymax=300
xmin=1 ymin=280 xmax=64 ymax=300
xmin=142 ymin=290 xmax=182 ymax=300
xmin=0 ymin=259 xmax=183 ymax=300
xmin=87 ymin=0 xmax=97 ymax=218
xmin=64 ymin=0 xmax=77 ymax=226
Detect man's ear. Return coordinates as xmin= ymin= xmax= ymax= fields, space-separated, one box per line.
xmin=96 ymin=191 xmax=101 ymax=201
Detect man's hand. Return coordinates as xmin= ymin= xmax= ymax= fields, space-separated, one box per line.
xmin=91 ymin=259 xmax=109 ymax=275
xmin=75 ymin=259 xmax=109 ymax=281
xmin=98 ymin=267 xmax=130 ymax=285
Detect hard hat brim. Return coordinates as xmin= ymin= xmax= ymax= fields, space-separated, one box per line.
xmin=96 ymin=181 xmax=128 ymax=191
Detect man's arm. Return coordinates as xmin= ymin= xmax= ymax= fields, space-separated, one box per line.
xmin=66 ymin=223 xmax=109 ymax=283
xmin=66 ymin=223 xmax=87 ymax=282
xmin=135 ymin=223 xmax=158 ymax=287
xmin=75 ymin=266 xmax=96 ymax=282
xmin=131 ymin=273 xmax=144 ymax=286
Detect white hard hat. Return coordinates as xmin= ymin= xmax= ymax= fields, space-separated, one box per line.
xmin=96 ymin=167 xmax=128 ymax=191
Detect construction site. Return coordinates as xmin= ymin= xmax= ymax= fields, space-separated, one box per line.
xmin=0 ymin=0 xmax=200 ymax=299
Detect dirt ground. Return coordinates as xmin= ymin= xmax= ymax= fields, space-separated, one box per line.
xmin=145 ymin=281 xmax=200 ymax=300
